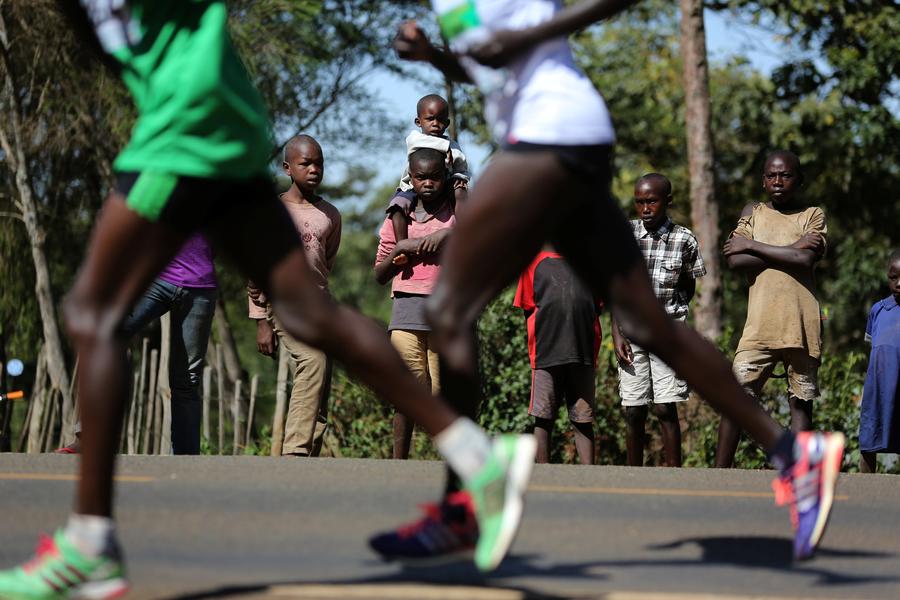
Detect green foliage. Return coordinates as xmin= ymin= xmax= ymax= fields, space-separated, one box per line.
xmin=476 ymin=288 xmax=533 ymax=437
xmin=329 ymin=368 xmax=393 ymax=458
xmin=242 ymin=425 xmax=274 ymax=456
xmin=327 ymin=179 xmax=397 ymax=321
xmin=718 ymin=0 xmax=899 ymax=105
xmin=815 ymin=351 xmax=866 ymax=471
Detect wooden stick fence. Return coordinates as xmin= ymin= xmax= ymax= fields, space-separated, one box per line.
xmin=14 ymin=335 xmax=271 ymax=456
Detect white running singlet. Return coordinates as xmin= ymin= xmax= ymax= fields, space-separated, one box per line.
xmin=434 ymin=0 xmax=615 ymax=146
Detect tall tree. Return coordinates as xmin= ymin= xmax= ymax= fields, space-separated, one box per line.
xmin=0 ymin=4 xmax=117 ymax=440
xmin=678 ymin=0 xmax=721 ymax=339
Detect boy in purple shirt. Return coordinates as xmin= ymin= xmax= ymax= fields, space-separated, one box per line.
xmin=60 ymin=234 xmax=217 ymax=455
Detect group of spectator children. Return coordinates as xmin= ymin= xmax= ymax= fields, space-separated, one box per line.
xmin=517 ymin=147 xmax=895 ymax=470
xmin=89 ymin=93 xmax=897 ymax=472
xmin=366 ymin=95 xmax=897 ymax=470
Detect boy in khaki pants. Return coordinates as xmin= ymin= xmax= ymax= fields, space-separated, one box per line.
xmin=250 ymin=135 xmax=341 ymax=456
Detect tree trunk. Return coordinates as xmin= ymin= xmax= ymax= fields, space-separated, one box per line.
xmin=0 ymin=16 xmax=74 ymax=440
xmin=679 ymin=0 xmax=722 ymax=341
xmin=26 ymin=347 xmax=48 ymax=454
xmin=41 ymin=390 xmax=60 ymax=453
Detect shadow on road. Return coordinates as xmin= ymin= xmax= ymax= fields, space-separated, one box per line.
xmin=617 ymin=535 xmax=898 ymax=587
xmin=162 ymin=553 xmax=591 ymax=599
xmin=162 ymin=537 xmax=897 ymax=599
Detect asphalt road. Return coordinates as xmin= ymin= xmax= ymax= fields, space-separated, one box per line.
xmin=1 ymin=455 xmax=898 ymax=600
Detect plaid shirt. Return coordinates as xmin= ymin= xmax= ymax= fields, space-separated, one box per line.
xmin=630 ymin=218 xmax=706 ymax=318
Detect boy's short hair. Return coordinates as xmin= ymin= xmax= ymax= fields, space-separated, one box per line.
xmin=763 ymin=149 xmax=802 ymax=173
xmin=416 ymin=94 xmax=448 ymax=114
xmin=283 ymin=134 xmax=320 ymax=162
xmin=636 ymin=172 xmax=672 ymax=196
xmin=889 ymin=248 xmax=900 ymax=266
xmin=409 ymin=147 xmax=447 ymax=169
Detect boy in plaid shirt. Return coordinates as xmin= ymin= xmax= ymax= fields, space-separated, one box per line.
xmin=611 ymin=174 xmax=706 ymax=467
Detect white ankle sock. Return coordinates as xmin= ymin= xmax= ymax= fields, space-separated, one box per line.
xmin=435 ymin=417 xmax=492 ymax=483
xmin=65 ymin=514 xmax=115 ymax=558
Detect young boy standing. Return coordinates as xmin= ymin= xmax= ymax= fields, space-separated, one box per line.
xmin=514 ymin=246 xmax=600 ymax=464
xmin=612 ymin=174 xmax=705 ymax=468
xmin=374 ymin=148 xmax=456 ymax=460
xmin=250 ymin=135 xmax=341 ymax=457
xmin=0 ymin=3 xmax=534 ymax=594
xmin=391 ymin=0 xmax=843 ymax=563
xmin=718 ymin=151 xmax=827 ymax=468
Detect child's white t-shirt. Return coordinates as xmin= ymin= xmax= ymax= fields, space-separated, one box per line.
xmin=398 ymin=130 xmax=470 ymax=192
xmin=435 ymin=0 xmax=615 ymax=146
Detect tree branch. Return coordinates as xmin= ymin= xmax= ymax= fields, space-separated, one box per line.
xmin=268 ymin=60 xmax=369 ymax=160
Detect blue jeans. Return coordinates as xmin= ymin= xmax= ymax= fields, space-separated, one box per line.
xmin=74 ymin=279 xmax=216 ymax=454
xmin=75 ymin=279 xmax=216 ymax=454
xmin=122 ymin=280 xmax=216 ymax=454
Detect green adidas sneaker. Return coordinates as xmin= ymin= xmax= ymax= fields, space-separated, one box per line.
xmin=465 ymin=434 xmax=537 ymax=572
xmin=0 ymin=529 xmax=128 ymax=599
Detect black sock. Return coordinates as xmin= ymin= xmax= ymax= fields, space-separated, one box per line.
xmin=768 ymin=430 xmax=796 ymax=474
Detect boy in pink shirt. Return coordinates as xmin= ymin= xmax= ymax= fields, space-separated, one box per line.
xmin=375 ymin=148 xmax=456 ymax=460
xmin=249 ymin=135 xmax=341 ymax=456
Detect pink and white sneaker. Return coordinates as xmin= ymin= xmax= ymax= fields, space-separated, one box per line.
xmin=772 ymin=431 xmax=845 ymax=560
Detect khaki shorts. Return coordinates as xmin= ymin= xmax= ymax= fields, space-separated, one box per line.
xmin=529 ymin=364 xmax=596 ymax=423
xmin=732 ymin=348 xmax=819 ymax=401
xmin=619 ymin=343 xmax=689 ymax=406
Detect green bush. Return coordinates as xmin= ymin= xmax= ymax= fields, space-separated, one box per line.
xmin=323 ymin=289 xmax=872 ymax=471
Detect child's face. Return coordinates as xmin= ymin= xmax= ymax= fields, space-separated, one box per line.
xmin=415 ymin=100 xmax=450 ymax=137
xmin=633 ymin=181 xmax=671 ymax=230
xmin=762 ymin=155 xmax=801 ymax=206
xmin=410 ymin=158 xmax=447 ymax=201
xmin=283 ymin=142 xmax=324 ymax=193
xmin=889 ymin=259 xmax=900 ymax=302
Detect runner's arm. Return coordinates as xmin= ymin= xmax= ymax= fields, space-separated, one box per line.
xmin=394 ymin=21 xmax=473 ymax=83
